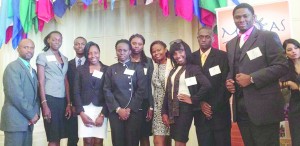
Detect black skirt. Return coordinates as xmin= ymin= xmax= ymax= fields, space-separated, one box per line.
xmin=43 ymin=95 xmax=67 ymax=142
xmin=170 ymin=102 xmax=194 ymax=143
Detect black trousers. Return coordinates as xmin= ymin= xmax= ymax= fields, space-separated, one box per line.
xmin=236 ymin=95 xmax=280 ymax=146
xmin=194 ymin=111 xmax=231 ymax=146
xmin=66 ymin=116 xmax=79 ymax=146
xmin=109 ymin=111 xmax=142 ymax=146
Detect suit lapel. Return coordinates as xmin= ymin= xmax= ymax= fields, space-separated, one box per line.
xmin=203 ymin=49 xmax=216 ymax=70
xmin=17 ymin=59 xmax=35 ymax=89
xmin=239 ymin=28 xmax=259 ymax=62
xmin=61 ymin=55 xmax=68 ymax=73
xmin=194 ymin=50 xmax=201 ymax=67
xmin=70 ymin=59 xmax=76 ymax=72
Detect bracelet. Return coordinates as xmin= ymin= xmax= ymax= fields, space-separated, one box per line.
xmin=41 ymin=100 xmax=47 ymax=104
xmin=67 ymin=103 xmax=72 ymax=106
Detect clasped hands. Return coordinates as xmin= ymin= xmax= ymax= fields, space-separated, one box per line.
xmin=226 ymin=73 xmax=252 ymax=93
xmin=118 ymin=108 xmax=131 ymax=121
xmin=80 ymin=112 xmax=105 ymax=127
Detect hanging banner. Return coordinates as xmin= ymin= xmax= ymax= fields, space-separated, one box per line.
xmin=216 ymin=0 xmax=291 ymax=51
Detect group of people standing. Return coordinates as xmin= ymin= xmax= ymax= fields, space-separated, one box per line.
xmin=1 ymin=3 xmax=300 ymax=146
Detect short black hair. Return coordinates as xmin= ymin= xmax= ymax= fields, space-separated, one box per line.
xmin=169 ymin=39 xmax=193 ymax=67
xmin=115 ymin=39 xmax=131 ymax=50
xmin=74 ymin=36 xmax=87 ymax=44
xmin=283 ymin=39 xmax=300 ymax=50
xmin=233 ymin=3 xmax=255 ymax=16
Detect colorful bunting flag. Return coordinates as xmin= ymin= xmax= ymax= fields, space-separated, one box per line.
xmin=200 ymin=0 xmax=227 ymax=14
xmin=12 ymin=0 xmax=24 ymax=48
xmin=232 ymin=0 xmax=240 ymax=5
xmin=111 ymin=0 xmax=115 ymax=10
xmin=159 ymin=0 xmax=169 ymax=16
xmin=175 ymin=0 xmax=193 ymax=21
xmin=19 ymin=0 xmax=38 ymax=33
xmin=0 ymin=0 xmax=13 ymax=48
xmin=36 ymin=0 xmax=54 ymax=31
xmin=53 ymin=0 xmax=68 ymax=18
xmin=145 ymin=0 xmax=153 ymax=5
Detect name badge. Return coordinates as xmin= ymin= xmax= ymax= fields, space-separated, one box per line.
xmin=247 ymin=47 xmax=262 ymax=60
xmin=124 ymin=68 xmax=135 ymax=75
xmin=144 ymin=68 xmax=148 ymax=75
xmin=185 ymin=76 xmax=197 ymax=86
xmin=209 ymin=65 xmax=221 ymax=76
xmin=46 ymin=55 xmax=56 ymax=62
xmin=92 ymin=70 xmax=103 ymax=79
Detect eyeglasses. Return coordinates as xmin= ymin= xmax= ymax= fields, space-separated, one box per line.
xmin=169 ymin=39 xmax=183 ymax=45
xmin=197 ymin=35 xmax=211 ymax=40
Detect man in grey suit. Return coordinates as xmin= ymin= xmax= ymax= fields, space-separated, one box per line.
xmin=225 ymin=3 xmax=288 ymax=146
xmin=0 ymin=39 xmax=40 ymax=146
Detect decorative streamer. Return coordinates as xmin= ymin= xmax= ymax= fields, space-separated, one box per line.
xmin=111 ymin=0 xmax=115 ymax=10
xmin=175 ymin=0 xmax=193 ymax=21
xmin=0 ymin=0 xmax=13 ymax=48
xmin=159 ymin=0 xmax=169 ymax=16
xmin=145 ymin=0 xmax=153 ymax=5
xmin=231 ymin=0 xmax=240 ymax=5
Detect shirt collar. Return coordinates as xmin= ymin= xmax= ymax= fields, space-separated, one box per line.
xmin=75 ymin=56 xmax=86 ymax=64
xmin=19 ymin=57 xmax=30 ymax=68
xmin=200 ymin=48 xmax=212 ymax=56
xmin=238 ymin=26 xmax=254 ymax=37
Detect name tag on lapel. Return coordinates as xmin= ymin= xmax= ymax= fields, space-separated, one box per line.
xmin=247 ymin=47 xmax=262 ymax=60
xmin=46 ymin=55 xmax=56 ymax=62
xmin=124 ymin=68 xmax=135 ymax=75
xmin=209 ymin=65 xmax=221 ymax=76
xmin=92 ymin=70 xmax=103 ymax=79
xmin=144 ymin=68 xmax=148 ymax=75
xmin=185 ymin=76 xmax=197 ymax=86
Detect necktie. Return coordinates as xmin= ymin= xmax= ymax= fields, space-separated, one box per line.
xmin=77 ymin=58 xmax=82 ymax=67
xmin=201 ymin=54 xmax=207 ymax=66
xmin=27 ymin=64 xmax=33 ymax=78
xmin=239 ymin=34 xmax=246 ymax=48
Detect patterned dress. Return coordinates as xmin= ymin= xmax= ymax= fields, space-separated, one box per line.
xmin=152 ymin=64 xmax=170 ymax=135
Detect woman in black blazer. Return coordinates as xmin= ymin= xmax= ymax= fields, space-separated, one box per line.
xmin=161 ymin=39 xmax=211 ymax=146
xmin=281 ymin=38 xmax=300 ymax=146
xmin=74 ymin=41 xmax=108 ymax=146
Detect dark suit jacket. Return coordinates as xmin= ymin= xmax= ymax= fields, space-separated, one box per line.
xmin=192 ymin=49 xmax=231 ymax=130
xmin=73 ymin=62 xmax=108 ymax=116
xmin=161 ymin=64 xmax=211 ymax=115
xmin=138 ymin=57 xmax=154 ymax=109
xmin=0 ymin=59 xmax=39 ymax=132
xmin=104 ymin=61 xmax=146 ymax=113
xmin=67 ymin=59 xmax=77 ymax=105
xmin=226 ymin=27 xmax=288 ymax=125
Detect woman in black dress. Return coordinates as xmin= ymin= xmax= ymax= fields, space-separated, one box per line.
xmin=281 ymin=38 xmax=300 ymax=146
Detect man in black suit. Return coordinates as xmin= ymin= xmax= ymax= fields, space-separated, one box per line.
xmin=192 ymin=27 xmax=231 ymax=146
xmin=66 ymin=36 xmax=87 ymax=146
xmin=225 ymin=3 xmax=288 ymax=146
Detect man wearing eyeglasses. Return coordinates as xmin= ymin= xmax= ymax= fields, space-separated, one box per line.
xmin=192 ymin=27 xmax=231 ymax=146
xmin=225 ymin=3 xmax=288 ymax=146
xmin=1 ymin=39 xmax=40 ymax=146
